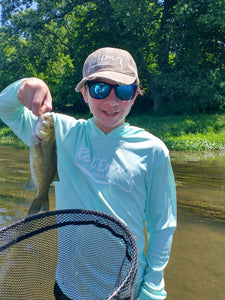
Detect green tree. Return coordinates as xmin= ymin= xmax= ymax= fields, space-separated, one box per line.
xmin=0 ymin=26 xmax=31 ymax=88
xmin=1 ymin=0 xmax=224 ymax=114
xmin=1 ymin=0 xmax=160 ymax=112
xmin=160 ymin=0 xmax=225 ymax=113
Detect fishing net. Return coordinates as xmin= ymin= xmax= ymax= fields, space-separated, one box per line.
xmin=0 ymin=209 xmax=138 ymax=300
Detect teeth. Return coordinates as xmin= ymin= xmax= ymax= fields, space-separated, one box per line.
xmin=105 ymin=111 xmax=116 ymax=115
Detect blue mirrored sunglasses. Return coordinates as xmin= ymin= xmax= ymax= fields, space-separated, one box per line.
xmin=87 ymin=82 xmax=137 ymax=101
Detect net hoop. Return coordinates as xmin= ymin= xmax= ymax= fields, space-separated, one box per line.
xmin=0 ymin=209 xmax=138 ymax=299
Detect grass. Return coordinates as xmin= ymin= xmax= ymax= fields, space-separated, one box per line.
xmin=127 ymin=113 xmax=225 ymax=151
xmin=0 ymin=125 xmax=27 ymax=148
xmin=0 ymin=113 xmax=225 ymax=151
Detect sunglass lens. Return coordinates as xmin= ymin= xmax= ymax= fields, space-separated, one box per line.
xmin=89 ymin=82 xmax=110 ymax=99
xmin=116 ymin=85 xmax=137 ymax=100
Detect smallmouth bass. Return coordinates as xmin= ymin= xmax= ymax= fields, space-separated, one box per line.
xmin=26 ymin=112 xmax=59 ymax=216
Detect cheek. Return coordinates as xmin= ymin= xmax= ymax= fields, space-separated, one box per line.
xmin=87 ymin=98 xmax=100 ymax=114
xmin=121 ymin=101 xmax=134 ymax=112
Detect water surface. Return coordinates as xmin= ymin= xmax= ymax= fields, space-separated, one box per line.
xmin=167 ymin=151 xmax=225 ymax=300
xmin=0 ymin=145 xmax=224 ymax=299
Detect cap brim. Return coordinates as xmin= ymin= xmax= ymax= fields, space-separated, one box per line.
xmin=75 ymin=71 xmax=137 ymax=92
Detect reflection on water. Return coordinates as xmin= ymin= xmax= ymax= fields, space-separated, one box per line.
xmin=168 ymin=151 xmax=225 ymax=300
xmin=0 ymin=145 xmax=224 ymax=300
xmin=171 ymin=151 xmax=225 ymax=221
xmin=0 ymin=145 xmax=55 ymax=227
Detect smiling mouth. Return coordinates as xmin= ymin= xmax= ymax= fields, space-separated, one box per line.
xmin=103 ymin=110 xmax=119 ymax=116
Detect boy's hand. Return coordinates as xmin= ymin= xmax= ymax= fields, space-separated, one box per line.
xmin=17 ymin=78 xmax=52 ymax=116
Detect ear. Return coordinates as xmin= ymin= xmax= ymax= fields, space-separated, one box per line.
xmin=81 ymin=88 xmax=89 ymax=103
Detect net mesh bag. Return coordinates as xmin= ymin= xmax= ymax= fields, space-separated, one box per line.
xmin=0 ymin=209 xmax=138 ymax=300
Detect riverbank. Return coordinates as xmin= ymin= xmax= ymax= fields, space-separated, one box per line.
xmin=127 ymin=113 xmax=225 ymax=151
xmin=0 ymin=113 xmax=224 ymax=151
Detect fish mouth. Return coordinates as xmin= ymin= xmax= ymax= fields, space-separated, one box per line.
xmin=35 ymin=130 xmax=49 ymax=142
xmin=35 ymin=134 xmax=43 ymax=142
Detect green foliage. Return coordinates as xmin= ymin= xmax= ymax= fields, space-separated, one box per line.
xmin=155 ymin=67 xmax=225 ymax=114
xmin=0 ymin=0 xmax=224 ymax=114
xmin=128 ymin=113 xmax=225 ymax=136
xmin=163 ymin=132 xmax=225 ymax=151
xmin=1 ymin=113 xmax=224 ymax=151
xmin=127 ymin=113 xmax=225 ymax=151
xmin=0 ymin=120 xmax=27 ymax=147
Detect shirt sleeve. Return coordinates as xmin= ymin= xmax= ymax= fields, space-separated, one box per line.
xmin=0 ymin=79 xmax=37 ymax=146
xmin=138 ymin=146 xmax=177 ymax=299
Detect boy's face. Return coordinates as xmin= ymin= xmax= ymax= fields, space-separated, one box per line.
xmin=81 ymin=79 xmax=138 ymax=134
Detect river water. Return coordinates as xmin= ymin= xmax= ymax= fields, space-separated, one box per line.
xmin=0 ymin=145 xmax=224 ymax=300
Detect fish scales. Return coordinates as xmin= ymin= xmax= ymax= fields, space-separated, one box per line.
xmin=26 ymin=112 xmax=59 ymax=216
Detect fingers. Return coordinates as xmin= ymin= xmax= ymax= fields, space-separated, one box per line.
xmin=39 ymin=92 xmax=52 ymax=115
xmin=17 ymin=78 xmax=52 ymax=116
xmin=31 ymin=84 xmax=52 ymax=116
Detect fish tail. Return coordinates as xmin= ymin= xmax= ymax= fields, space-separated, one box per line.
xmin=28 ymin=197 xmax=49 ymax=216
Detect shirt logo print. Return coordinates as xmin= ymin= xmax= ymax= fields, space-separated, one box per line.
xmin=74 ymin=147 xmax=133 ymax=192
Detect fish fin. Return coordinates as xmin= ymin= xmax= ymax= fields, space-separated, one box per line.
xmin=25 ymin=175 xmax=36 ymax=191
xmin=53 ymin=171 xmax=59 ymax=182
xmin=28 ymin=197 xmax=49 ymax=216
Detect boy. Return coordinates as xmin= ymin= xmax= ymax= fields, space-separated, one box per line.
xmin=0 ymin=47 xmax=176 ymax=299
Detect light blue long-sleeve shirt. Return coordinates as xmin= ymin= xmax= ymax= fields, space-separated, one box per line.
xmin=0 ymin=79 xmax=177 ymax=299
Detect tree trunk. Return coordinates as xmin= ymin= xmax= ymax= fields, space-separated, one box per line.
xmin=158 ymin=0 xmax=177 ymax=68
xmin=153 ymin=0 xmax=177 ymax=111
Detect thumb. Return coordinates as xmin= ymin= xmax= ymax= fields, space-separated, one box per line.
xmin=40 ymin=101 xmax=52 ymax=114
xmin=40 ymin=95 xmax=52 ymax=114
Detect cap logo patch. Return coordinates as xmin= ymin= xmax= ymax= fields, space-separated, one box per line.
xmin=87 ymin=55 xmax=123 ymax=73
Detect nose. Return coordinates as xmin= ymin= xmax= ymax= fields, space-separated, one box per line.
xmin=103 ymin=88 xmax=119 ymax=106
